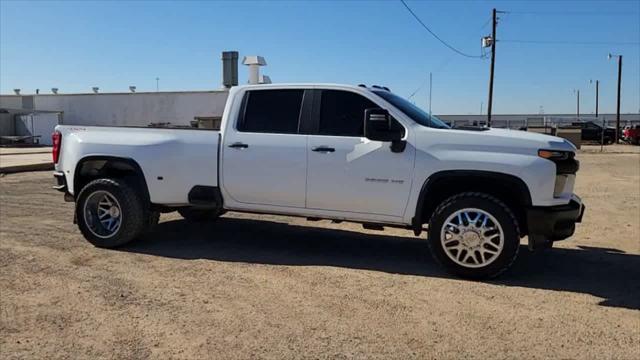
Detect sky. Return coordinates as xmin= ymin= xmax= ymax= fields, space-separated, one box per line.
xmin=1 ymin=0 xmax=639 ymax=115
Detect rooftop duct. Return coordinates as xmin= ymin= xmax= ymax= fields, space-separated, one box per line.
xmin=259 ymin=75 xmax=272 ymax=84
xmin=242 ymin=56 xmax=267 ymax=85
xmin=222 ymin=51 xmax=239 ymax=89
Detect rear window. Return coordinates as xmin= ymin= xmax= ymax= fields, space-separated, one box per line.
xmin=238 ymin=90 xmax=304 ymax=134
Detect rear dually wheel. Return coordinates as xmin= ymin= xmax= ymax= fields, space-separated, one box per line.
xmin=76 ymin=178 xmax=147 ymax=248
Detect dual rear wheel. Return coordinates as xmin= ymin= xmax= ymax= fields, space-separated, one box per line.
xmin=76 ymin=178 xmax=151 ymax=248
xmin=76 ymin=178 xmax=220 ymax=248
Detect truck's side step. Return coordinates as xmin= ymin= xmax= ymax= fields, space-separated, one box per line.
xmin=188 ymin=186 xmax=223 ymax=208
xmin=362 ymin=223 xmax=384 ymax=231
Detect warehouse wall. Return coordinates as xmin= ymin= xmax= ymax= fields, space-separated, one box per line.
xmin=0 ymin=113 xmax=15 ymax=136
xmin=0 ymin=96 xmax=24 ymax=109
xmin=33 ymin=91 xmax=229 ymax=127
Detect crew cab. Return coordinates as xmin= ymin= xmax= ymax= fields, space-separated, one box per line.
xmin=52 ymin=84 xmax=585 ymax=279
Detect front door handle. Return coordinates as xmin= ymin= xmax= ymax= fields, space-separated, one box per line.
xmin=312 ymin=146 xmax=335 ymax=153
xmin=228 ymin=142 xmax=249 ymax=149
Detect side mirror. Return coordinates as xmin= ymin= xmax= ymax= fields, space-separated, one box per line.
xmin=364 ymin=108 xmax=403 ymax=142
xmin=364 ymin=108 xmax=406 ymax=153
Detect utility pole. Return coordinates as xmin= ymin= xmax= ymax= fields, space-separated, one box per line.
xmin=590 ymin=79 xmax=600 ymax=117
xmin=428 ymin=72 xmax=433 ymax=115
xmin=615 ymin=56 xmax=622 ymax=143
xmin=485 ymin=8 xmax=498 ymax=127
xmin=608 ymin=53 xmax=623 ymax=143
xmin=577 ymin=90 xmax=580 ymax=120
xmin=573 ymin=89 xmax=580 ymax=120
xmin=595 ymin=80 xmax=599 ymax=117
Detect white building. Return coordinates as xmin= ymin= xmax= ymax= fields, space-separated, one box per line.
xmin=0 ymin=51 xmax=273 ymax=143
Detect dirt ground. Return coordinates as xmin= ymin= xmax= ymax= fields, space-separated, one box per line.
xmin=1 ymin=145 xmax=639 ymax=359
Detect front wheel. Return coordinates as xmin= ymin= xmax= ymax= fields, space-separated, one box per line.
xmin=76 ymin=178 xmax=147 ymax=248
xmin=427 ymin=192 xmax=521 ymax=279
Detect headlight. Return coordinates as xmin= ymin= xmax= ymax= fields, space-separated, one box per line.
xmin=538 ymin=149 xmax=571 ymax=160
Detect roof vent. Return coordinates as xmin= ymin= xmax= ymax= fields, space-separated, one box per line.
xmin=129 ymin=86 xmax=136 ymax=93
xmin=51 ymin=88 xmax=59 ymax=94
xmin=222 ymin=51 xmax=239 ymax=89
xmin=92 ymin=87 xmax=99 ymax=94
xmin=259 ymin=74 xmax=272 ymax=84
xmin=242 ymin=55 xmax=267 ymax=85
xmin=13 ymin=89 xmax=20 ymax=95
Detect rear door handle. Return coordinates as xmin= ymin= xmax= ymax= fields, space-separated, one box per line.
xmin=312 ymin=146 xmax=335 ymax=153
xmin=228 ymin=142 xmax=249 ymax=149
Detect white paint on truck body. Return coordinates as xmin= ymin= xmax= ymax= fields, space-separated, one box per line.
xmin=55 ymin=126 xmax=219 ymax=205
xmin=55 ymin=83 xmax=580 ymax=225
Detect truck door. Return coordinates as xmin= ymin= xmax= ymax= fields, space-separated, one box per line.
xmin=305 ymin=89 xmax=415 ymax=217
xmin=221 ymin=89 xmax=308 ymax=208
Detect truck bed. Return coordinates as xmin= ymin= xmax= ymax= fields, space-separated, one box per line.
xmin=55 ymin=125 xmax=220 ymax=205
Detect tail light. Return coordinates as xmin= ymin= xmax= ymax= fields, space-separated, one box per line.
xmin=52 ymin=131 xmax=62 ymax=164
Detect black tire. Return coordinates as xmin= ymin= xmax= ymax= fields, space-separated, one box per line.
xmin=76 ymin=178 xmax=147 ymax=248
xmin=178 ymin=207 xmax=223 ymax=222
xmin=427 ymin=192 xmax=520 ymax=279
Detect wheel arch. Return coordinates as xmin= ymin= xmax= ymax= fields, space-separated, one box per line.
xmin=73 ymin=156 xmax=150 ymax=205
xmin=412 ymin=170 xmax=532 ymax=236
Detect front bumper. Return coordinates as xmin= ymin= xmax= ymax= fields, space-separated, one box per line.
xmin=526 ymin=196 xmax=585 ymax=250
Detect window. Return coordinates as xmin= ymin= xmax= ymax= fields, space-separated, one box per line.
xmin=239 ymin=90 xmax=304 ymax=134
xmin=318 ymin=90 xmax=377 ymax=136
xmin=372 ymin=90 xmax=450 ymax=129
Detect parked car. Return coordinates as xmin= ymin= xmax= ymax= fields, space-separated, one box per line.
xmin=623 ymin=125 xmax=640 ymax=145
xmin=52 ymin=84 xmax=584 ymax=279
xmin=571 ymin=121 xmax=616 ymax=144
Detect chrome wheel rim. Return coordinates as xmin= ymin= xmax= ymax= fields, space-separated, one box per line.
xmin=440 ymin=208 xmax=504 ymax=268
xmin=83 ymin=191 xmax=122 ymax=239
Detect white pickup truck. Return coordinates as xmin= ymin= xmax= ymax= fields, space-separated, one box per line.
xmin=52 ymin=84 xmax=584 ymax=278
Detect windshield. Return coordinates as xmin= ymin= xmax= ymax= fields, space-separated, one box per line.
xmin=372 ymin=90 xmax=450 ymax=129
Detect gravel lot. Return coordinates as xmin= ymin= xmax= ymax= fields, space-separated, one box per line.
xmin=1 ymin=146 xmax=639 ymax=359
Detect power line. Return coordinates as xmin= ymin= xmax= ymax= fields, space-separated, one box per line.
xmin=407 ymin=55 xmax=456 ymax=99
xmin=501 ymin=39 xmax=640 ymax=46
xmin=479 ymin=17 xmax=492 ymax=31
xmin=399 ymin=0 xmax=485 ymax=59
xmin=406 ymin=17 xmax=490 ymax=99
xmin=505 ymin=10 xmax=638 ymax=16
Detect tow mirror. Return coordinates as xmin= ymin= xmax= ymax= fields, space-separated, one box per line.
xmin=364 ymin=108 xmax=406 ymax=152
xmin=364 ymin=108 xmax=402 ymax=141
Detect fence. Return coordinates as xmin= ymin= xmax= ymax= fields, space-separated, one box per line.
xmin=447 ymin=116 xmax=640 ymax=130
